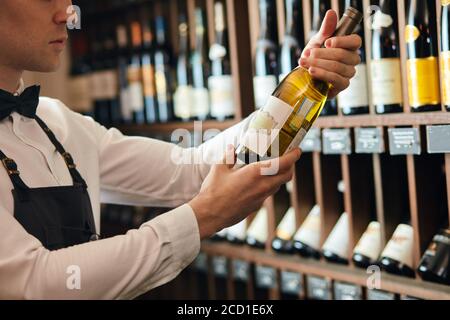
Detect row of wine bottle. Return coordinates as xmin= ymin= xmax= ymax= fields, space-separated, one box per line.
xmin=253 ymin=0 xmax=450 ymax=117
xmin=214 ymin=206 xmax=449 ymax=286
xmin=69 ymin=0 xmax=450 ymax=129
xmin=70 ymin=0 xmax=235 ymax=126
xmin=212 ymin=183 xmax=449 ymax=286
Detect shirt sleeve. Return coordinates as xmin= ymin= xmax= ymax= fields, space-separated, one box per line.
xmin=0 ymin=202 xmax=200 ymax=300
xmin=89 ymin=112 xmax=257 ymax=208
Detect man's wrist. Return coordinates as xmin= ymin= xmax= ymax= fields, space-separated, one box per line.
xmin=189 ymin=196 xmax=219 ymax=240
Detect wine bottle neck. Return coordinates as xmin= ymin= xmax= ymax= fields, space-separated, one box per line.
xmin=258 ymin=0 xmax=277 ymax=42
xmin=284 ymin=0 xmax=301 ymax=40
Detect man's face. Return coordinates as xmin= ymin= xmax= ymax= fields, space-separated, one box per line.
xmin=0 ymin=0 xmax=72 ymax=73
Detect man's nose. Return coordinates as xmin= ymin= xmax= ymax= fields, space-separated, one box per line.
xmin=53 ymin=0 xmax=74 ymax=26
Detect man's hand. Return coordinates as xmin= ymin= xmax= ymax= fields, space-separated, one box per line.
xmin=189 ymin=146 xmax=302 ymax=240
xmin=299 ymin=10 xmax=362 ymax=99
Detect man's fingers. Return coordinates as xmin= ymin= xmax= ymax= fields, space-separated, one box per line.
xmin=259 ymin=148 xmax=302 ymax=175
xmin=308 ymin=47 xmax=361 ymax=66
xmin=309 ymin=67 xmax=350 ymax=92
xmin=302 ymin=10 xmax=338 ymax=55
xmin=325 ymin=34 xmax=362 ymax=51
xmin=300 ymin=57 xmax=356 ymax=78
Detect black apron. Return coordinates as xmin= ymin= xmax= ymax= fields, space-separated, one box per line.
xmin=0 ymin=116 xmax=99 ymax=251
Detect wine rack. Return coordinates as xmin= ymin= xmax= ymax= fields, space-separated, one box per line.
xmin=57 ymin=0 xmax=450 ymax=300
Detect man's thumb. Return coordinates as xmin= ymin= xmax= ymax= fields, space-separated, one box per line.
xmin=316 ymin=10 xmax=338 ymax=45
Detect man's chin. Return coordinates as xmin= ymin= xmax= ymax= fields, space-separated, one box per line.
xmin=31 ymin=61 xmax=60 ymax=73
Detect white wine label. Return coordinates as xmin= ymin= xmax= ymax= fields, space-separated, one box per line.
xmin=247 ymin=208 xmax=268 ymax=243
xmin=293 ymin=205 xmax=321 ymax=250
xmin=372 ymin=11 xmax=394 ymax=29
xmin=89 ymin=71 xmax=103 ymax=100
xmin=192 ymin=87 xmax=210 ymax=118
xmin=253 ymin=75 xmax=278 ymax=109
xmin=116 ymin=25 xmax=128 ymax=48
xmin=241 ymin=96 xmax=293 ymax=158
xmin=68 ymin=75 xmax=92 ymax=113
xmin=371 ymin=58 xmax=403 ymax=105
xmin=209 ymin=75 xmax=235 ymax=118
xmin=174 ymin=85 xmax=193 ymax=120
xmin=102 ymin=69 xmax=119 ymax=100
xmin=276 ymin=207 xmax=297 ymax=240
xmin=353 ymin=221 xmax=382 ymax=262
xmin=381 ymin=224 xmax=414 ymax=268
xmin=322 ymin=213 xmax=349 ymax=259
xmin=120 ymin=87 xmax=132 ymax=121
xmin=155 ymin=70 xmax=168 ymax=105
xmin=209 ymin=44 xmax=227 ymax=60
xmin=128 ymin=82 xmax=144 ymax=111
xmin=405 ymin=25 xmax=420 ymax=43
xmin=227 ymin=220 xmax=247 ymax=241
xmin=338 ymin=63 xmax=369 ymax=109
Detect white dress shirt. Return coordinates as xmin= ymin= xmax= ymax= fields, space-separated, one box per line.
xmin=0 ymin=80 xmax=255 ymax=299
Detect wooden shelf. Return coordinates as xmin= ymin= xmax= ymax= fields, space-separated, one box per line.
xmin=118 ymin=119 xmax=239 ymax=135
xmin=118 ymin=112 xmax=450 ymax=136
xmin=314 ymin=112 xmax=450 ymax=129
xmin=201 ymin=241 xmax=450 ymax=300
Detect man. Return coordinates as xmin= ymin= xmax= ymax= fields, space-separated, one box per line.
xmin=0 ymin=0 xmax=361 ymax=299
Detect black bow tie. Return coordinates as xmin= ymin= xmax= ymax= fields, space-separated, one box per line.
xmin=0 ymin=85 xmax=40 ymax=121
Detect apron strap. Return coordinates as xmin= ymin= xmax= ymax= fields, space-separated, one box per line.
xmin=0 ymin=149 xmax=29 ymax=190
xmin=34 ymin=116 xmax=87 ymax=188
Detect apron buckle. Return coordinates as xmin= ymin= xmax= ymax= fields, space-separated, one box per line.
xmin=1 ymin=158 xmax=20 ymax=175
xmin=62 ymin=152 xmax=76 ymax=169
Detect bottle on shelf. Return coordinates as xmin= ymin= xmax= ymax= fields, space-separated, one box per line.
xmin=235 ymin=7 xmax=363 ymax=165
xmin=116 ymin=10 xmax=131 ymax=125
xmin=370 ymin=0 xmax=403 ymax=114
xmin=209 ymin=1 xmax=235 ymax=121
xmin=292 ymin=205 xmax=321 ymax=259
xmin=417 ymin=228 xmax=450 ymax=285
xmin=310 ymin=0 xmax=338 ymax=116
xmin=405 ymin=0 xmax=441 ymax=112
xmin=89 ymin=15 xmax=110 ymax=126
xmin=253 ymin=0 xmax=279 ymax=109
xmin=379 ymin=221 xmax=415 ymax=278
xmin=226 ymin=219 xmax=247 ymax=245
xmin=174 ymin=12 xmax=194 ymax=122
xmin=441 ymin=0 xmax=450 ymax=111
xmin=271 ymin=207 xmax=297 ymax=253
xmin=246 ymin=207 xmax=269 ymax=249
xmin=100 ymin=4 xmax=121 ymax=127
xmin=279 ymin=0 xmax=304 ymax=82
xmin=338 ymin=0 xmax=369 ymax=116
xmin=127 ymin=8 xmax=146 ymax=124
xmin=154 ymin=14 xmax=175 ymax=123
xmin=352 ymin=221 xmax=383 ymax=269
xmin=322 ymin=212 xmax=350 ymax=265
xmin=140 ymin=3 xmax=158 ymax=124
xmin=191 ymin=7 xmax=211 ymax=121
xmin=211 ymin=228 xmax=228 ymax=242
xmin=68 ymin=23 xmax=93 ymax=117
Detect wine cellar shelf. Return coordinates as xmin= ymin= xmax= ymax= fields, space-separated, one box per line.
xmin=74 ymin=0 xmax=450 ymax=300
xmin=201 ymin=242 xmax=450 ymax=300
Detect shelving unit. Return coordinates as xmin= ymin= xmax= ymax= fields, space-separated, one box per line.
xmin=109 ymin=0 xmax=450 ymax=300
